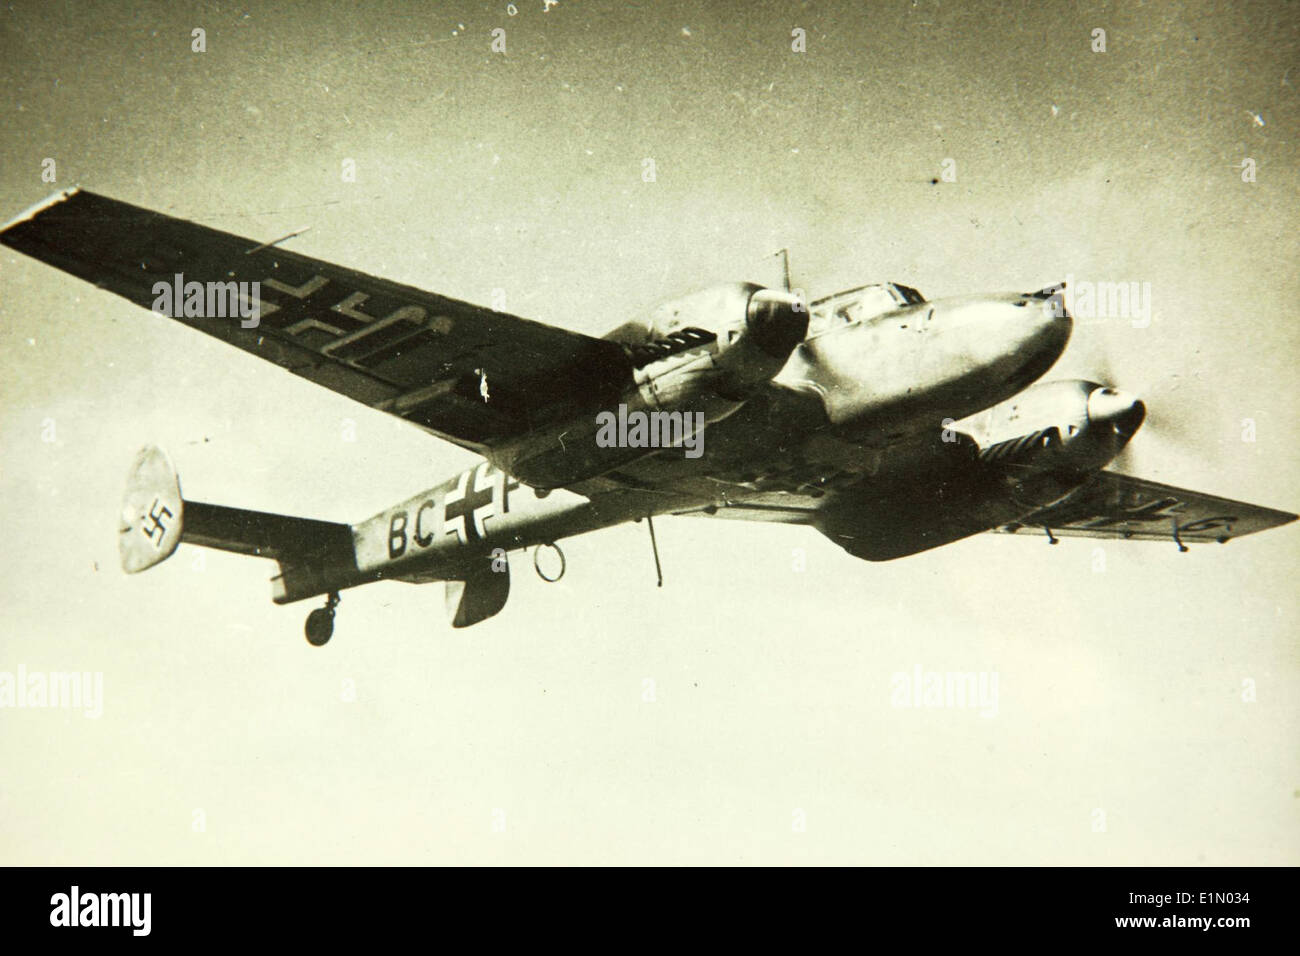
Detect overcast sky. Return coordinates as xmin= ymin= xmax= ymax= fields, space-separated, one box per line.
xmin=1 ymin=0 xmax=1297 ymax=864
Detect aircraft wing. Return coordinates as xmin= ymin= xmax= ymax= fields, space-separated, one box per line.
xmin=673 ymin=470 xmax=1295 ymax=556
xmin=993 ymin=471 xmax=1297 ymax=544
xmin=1 ymin=188 xmax=632 ymax=453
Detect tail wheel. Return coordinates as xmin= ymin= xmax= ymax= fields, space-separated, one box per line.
xmin=304 ymin=608 xmax=333 ymax=646
xmin=304 ymin=592 xmax=340 ymax=646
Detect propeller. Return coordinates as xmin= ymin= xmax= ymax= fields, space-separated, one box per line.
xmin=1065 ymin=329 xmax=1193 ymax=476
xmin=1103 ymin=370 xmax=1190 ymax=476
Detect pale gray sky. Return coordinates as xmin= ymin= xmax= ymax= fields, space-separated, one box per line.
xmin=1 ymin=0 xmax=1297 ymax=864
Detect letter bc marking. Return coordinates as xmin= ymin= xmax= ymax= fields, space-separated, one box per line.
xmin=414 ymin=499 xmax=437 ymax=547
xmin=388 ymin=511 xmax=408 ymax=558
xmin=384 ymin=464 xmax=523 ymax=560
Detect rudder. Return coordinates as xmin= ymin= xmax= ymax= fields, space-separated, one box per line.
xmin=119 ymin=445 xmax=184 ymax=572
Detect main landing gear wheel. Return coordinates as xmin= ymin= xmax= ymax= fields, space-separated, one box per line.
xmin=305 ymin=592 xmax=340 ymax=646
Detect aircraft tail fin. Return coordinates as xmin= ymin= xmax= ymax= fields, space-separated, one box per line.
xmin=119 ymin=445 xmax=185 ymax=573
xmin=118 ymin=445 xmax=358 ymax=602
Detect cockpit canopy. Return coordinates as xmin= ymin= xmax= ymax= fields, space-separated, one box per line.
xmin=808 ymin=282 xmax=925 ymax=335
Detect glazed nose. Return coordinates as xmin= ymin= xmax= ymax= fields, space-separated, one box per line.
xmin=1087 ymin=387 xmax=1146 ymax=437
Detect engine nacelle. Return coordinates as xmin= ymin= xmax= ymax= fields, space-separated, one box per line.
xmin=955 ymin=379 xmax=1146 ymax=475
xmin=509 ymin=283 xmax=808 ymax=487
xmin=629 ymin=282 xmax=808 ymax=419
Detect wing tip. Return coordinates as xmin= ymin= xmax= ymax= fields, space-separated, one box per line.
xmin=1 ymin=185 xmax=83 ymax=234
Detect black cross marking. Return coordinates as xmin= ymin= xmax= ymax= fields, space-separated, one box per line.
xmin=444 ymin=472 xmax=497 ymax=543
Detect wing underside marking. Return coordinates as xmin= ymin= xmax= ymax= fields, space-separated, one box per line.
xmin=994 ymin=471 xmax=1297 ymax=543
xmin=673 ymin=469 xmax=1296 ymax=553
xmin=1 ymin=188 xmax=631 ymax=451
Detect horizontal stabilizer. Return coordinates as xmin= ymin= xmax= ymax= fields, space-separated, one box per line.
xmin=183 ymin=501 xmax=355 ymax=562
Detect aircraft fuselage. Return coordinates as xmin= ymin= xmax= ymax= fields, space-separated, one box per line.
xmin=323 ymin=283 xmax=1075 ymax=600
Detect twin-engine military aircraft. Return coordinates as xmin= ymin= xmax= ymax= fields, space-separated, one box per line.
xmin=3 ymin=189 xmax=1294 ymax=643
